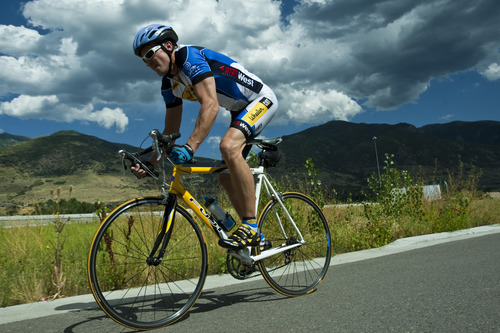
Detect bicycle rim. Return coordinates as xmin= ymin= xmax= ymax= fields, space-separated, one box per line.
xmin=88 ymin=197 xmax=208 ymax=330
xmin=256 ymin=192 xmax=332 ymax=296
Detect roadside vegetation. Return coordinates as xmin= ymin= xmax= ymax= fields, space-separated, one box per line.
xmin=0 ymin=156 xmax=498 ymax=307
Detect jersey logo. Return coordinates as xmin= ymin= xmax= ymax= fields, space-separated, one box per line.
xmin=237 ymin=72 xmax=255 ymax=87
xmin=182 ymin=85 xmax=197 ymax=101
xmin=183 ymin=61 xmax=204 ymax=78
xmin=242 ymin=98 xmax=270 ymax=126
xmin=231 ymin=120 xmax=253 ymax=138
xmin=220 ymin=65 xmax=239 ymax=77
xmin=219 ymin=65 xmax=255 ymax=88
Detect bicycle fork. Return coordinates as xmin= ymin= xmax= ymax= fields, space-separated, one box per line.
xmin=146 ymin=193 xmax=177 ymax=266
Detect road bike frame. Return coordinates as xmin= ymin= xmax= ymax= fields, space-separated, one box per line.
xmin=155 ymin=162 xmax=306 ymax=266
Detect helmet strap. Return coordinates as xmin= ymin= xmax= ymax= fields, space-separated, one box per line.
xmin=161 ymin=44 xmax=175 ymax=77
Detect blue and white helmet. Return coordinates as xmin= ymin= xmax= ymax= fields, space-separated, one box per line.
xmin=133 ymin=24 xmax=178 ymax=56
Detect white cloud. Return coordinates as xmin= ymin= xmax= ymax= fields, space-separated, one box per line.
xmin=0 ymin=25 xmax=43 ymax=56
xmin=0 ymin=37 xmax=82 ymax=96
xmin=274 ymin=86 xmax=362 ymax=125
xmin=0 ymin=95 xmax=60 ymax=118
xmin=0 ymin=95 xmax=128 ymax=132
xmin=439 ymin=114 xmax=455 ymax=121
xmin=86 ymin=107 xmax=129 ymax=133
xmin=0 ymin=0 xmax=499 ymax=133
xmin=440 ymin=114 xmax=455 ymax=121
xmin=482 ymin=63 xmax=500 ymax=81
xmin=207 ymin=136 xmax=221 ymax=150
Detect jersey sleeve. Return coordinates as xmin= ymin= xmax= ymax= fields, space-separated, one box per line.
xmin=161 ymin=76 xmax=182 ymax=108
xmin=176 ymin=46 xmax=214 ymax=85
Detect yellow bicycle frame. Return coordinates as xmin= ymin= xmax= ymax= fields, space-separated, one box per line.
xmin=168 ymin=164 xmax=230 ymax=238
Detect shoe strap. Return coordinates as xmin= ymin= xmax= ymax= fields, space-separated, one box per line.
xmin=230 ymin=226 xmax=252 ymax=239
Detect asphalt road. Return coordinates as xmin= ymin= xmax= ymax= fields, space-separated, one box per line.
xmin=1 ymin=226 xmax=499 ymax=333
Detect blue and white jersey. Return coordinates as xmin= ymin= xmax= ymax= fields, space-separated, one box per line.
xmin=161 ymin=45 xmax=264 ymax=111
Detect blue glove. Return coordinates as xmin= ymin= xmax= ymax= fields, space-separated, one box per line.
xmin=169 ymin=144 xmax=194 ymax=164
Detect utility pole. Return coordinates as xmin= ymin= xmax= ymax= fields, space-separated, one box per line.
xmin=372 ymin=136 xmax=381 ymax=187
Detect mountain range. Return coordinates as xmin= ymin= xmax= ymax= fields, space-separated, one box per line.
xmin=0 ymin=120 xmax=499 ymax=206
xmin=275 ymin=120 xmax=500 ymax=196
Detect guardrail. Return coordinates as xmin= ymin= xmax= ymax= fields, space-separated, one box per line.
xmin=0 ymin=213 xmax=98 ymax=227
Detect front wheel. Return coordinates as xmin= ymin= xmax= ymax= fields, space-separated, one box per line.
xmin=256 ymin=192 xmax=332 ymax=296
xmin=87 ymin=197 xmax=208 ymax=330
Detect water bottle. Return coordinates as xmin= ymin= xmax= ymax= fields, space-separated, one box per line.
xmin=204 ymin=197 xmax=236 ymax=232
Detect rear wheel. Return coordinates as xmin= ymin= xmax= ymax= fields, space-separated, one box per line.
xmin=88 ymin=197 xmax=207 ymax=330
xmin=256 ymin=192 xmax=332 ymax=296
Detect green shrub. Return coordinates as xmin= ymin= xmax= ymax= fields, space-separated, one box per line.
xmin=360 ymin=154 xmax=424 ymax=247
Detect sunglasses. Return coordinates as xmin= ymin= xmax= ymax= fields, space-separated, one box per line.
xmin=142 ymin=45 xmax=162 ymax=63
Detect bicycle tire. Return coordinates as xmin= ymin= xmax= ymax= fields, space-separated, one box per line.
xmin=88 ymin=197 xmax=208 ymax=330
xmin=256 ymin=192 xmax=332 ymax=296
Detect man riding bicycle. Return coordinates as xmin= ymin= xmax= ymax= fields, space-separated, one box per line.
xmin=131 ymin=24 xmax=279 ymax=249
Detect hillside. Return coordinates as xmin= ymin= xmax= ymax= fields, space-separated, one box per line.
xmin=419 ymin=121 xmax=500 ymax=145
xmin=271 ymin=120 xmax=500 ymax=196
xmin=1 ymin=121 xmax=499 ymax=209
xmin=0 ymin=131 xmax=148 ymax=207
xmin=0 ymin=130 xmax=136 ymax=176
xmin=0 ymin=133 xmax=30 ymax=149
xmin=0 ymin=130 xmax=217 ymax=208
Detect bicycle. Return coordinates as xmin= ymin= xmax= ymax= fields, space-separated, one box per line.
xmin=87 ymin=129 xmax=332 ymax=331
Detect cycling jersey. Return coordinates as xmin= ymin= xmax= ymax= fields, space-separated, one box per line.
xmin=161 ymin=45 xmax=278 ymax=139
xmin=162 ymin=45 xmax=264 ymax=110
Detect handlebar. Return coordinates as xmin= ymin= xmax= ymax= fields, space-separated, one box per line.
xmin=119 ymin=129 xmax=181 ymax=179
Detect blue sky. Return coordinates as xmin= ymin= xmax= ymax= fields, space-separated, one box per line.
xmin=1 ymin=0 xmax=499 ymax=159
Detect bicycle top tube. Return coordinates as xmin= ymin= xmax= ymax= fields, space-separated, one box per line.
xmin=174 ymin=163 xmax=226 ymax=175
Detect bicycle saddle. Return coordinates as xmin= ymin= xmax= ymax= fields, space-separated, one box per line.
xmin=247 ymin=137 xmax=283 ymax=151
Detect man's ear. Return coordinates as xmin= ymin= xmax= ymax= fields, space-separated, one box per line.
xmin=164 ymin=40 xmax=174 ymax=51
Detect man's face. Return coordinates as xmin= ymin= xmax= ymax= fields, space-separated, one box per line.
xmin=140 ymin=42 xmax=173 ymax=76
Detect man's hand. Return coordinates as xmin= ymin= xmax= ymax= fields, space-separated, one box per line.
xmin=131 ymin=163 xmax=148 ymax=179
xmin=168 ymin=144 xmax=194 ymax=164
xmin=130 ymin=161 xmax=155 ymax=179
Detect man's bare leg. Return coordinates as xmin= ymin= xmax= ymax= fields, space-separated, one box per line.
xmin=218 ymin=128 xmax=264 ymax=249
xmin=218 ymin=128 xmax=255 ymax=219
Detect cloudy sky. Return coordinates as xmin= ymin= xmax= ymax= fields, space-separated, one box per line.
xmin=1 ymin=0 xmax=499 ymax=158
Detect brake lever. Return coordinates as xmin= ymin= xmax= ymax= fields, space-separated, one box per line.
xmin=150 ymin=130 xmax=162 ymax=162
xmin=119 ymin=150 xmax=130 ymax=170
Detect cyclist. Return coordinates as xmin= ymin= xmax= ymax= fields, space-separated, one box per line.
xmin=131 ymin=24 xmax=279 ymax=249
